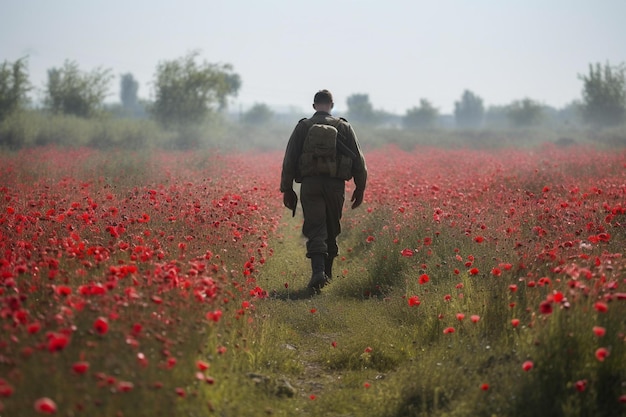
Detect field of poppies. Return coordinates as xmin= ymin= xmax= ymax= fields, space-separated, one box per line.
xmin=1 ymin=143 xmax=625 ymax=416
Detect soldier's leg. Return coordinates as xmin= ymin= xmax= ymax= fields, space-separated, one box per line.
xmin=324 ymin=179 xmax=345 ymax=279
xmin=300 ymin=178 xmax=329 ymax=290
xmin=300 ymin=178 xmax=328 ymax=257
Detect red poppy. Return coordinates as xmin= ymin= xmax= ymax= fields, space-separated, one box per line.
xmin=539 ymin=300 xmax=553 ymax=315
xmin=401 ymin=248 xmax=414 ymax=257
xmin=196 ymin=360 xmax=210 ymax=371
xmin=34 ymin=397 xmax=57 ymax=414
xmin=443 ymin=327 xmax=455 ymax=334
xmin=469 ymin=268 xmax=479 ymax=275
xmin=408 ymin=295 xmax=421 ymax=306
xmin=117 ymin=381 xmax=134 ymax=392
xmin=72 ymin=361 xmax=89 ymax=374
xmin=418 ymin=274 xmax=429 ymax=285
xmin=592 ymin=326 xmax=606 ymax=337
xmin=594 ymin=302 xmax=608 ymax=313
xmin=47 ymin=332 xmax=69 ymax=352
xmin=522 ymin=361 xmax=534 ymax=371
xmin=94 ymin=317 xmax=109 ymax=335
xmin=511 ymin=319 xmax=520 ymax=328
xmin=595 ymin=347 xmax=609 ymax=362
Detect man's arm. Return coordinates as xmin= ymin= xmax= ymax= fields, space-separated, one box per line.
xmin=280 ymin=120 xmax=306 ymax=193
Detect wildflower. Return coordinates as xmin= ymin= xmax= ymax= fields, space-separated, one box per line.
xmin=196 ymin=360 xmax=210 ymax=371
xmin=418 ymin=274 xmax=429 ymax=285
xmin=592 ymin=326 xmax=606 ymax=337
xmin=366 ymin=235 xmax=375 ymax=243
xmin=480 ymin=383 xmax=489 ymax=391
xmin=456 ymin=313 xmax=465 ymax=321
xmin=443 ymin=327 xmax=455 ymax=334
xmin=94 ymin=317 xmax=109 ymax=335
xmin=511 ymin=319 xmax=520 ymax=328
xmin=470 ymin=315 xmax=480 ymax=323
xmin=408 ymin=295 xmax=421 ymax=306
xmin=469 ymin=267 xmax=479 ymax=275
xmin=47 ymin=332 xmax=70 ymax=352
xmin=401 ymin=248 xmax=414 ymax=257
xmin=574 ymin=379 xmax=587 ymax=392
xmin=34 ymin=397 xmax=57 ymax=414
xmin=522 ymin=361 xmax=534 ymax=372
xmin=72 ymin=361 xmax=89 ymax=374
xmin=117 ymin=381 xmax=134 ymax=392
xmin=539 ymin=300 xmax=553 ymax=315
xmin=595 ymin=347 xmax=609 ymax=362
xmin=594 ymin=302 xmax=608 ymax=313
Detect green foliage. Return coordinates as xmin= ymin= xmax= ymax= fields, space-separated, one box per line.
xmin=0 ymin=57 xmax=31 ymax=122
xmin=150 ymin=51 xmax=241 ymax=128
xmin=44 ymin=60 xmax=113 ymax=118
xmin=454 ymin=90 xmax=484 ymax=128
xmin=119 ymin=72 xmax=142 ymax=115
xmin=403 ymin=99 xmax=438 ymax=129
xmin=241 ymin=103 xmax=274 ymax=125
xmin=347 ymin=93 xmax=376 ymax=125
xmin=0 ymin=110 xmax=170 ymax=149
xmin=506 ymin=98 xmax=544 ymax=127
xmin=579 ymin=62 xmax=626 ymax=127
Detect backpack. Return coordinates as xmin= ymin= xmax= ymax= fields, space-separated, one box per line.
xmin=299 ymin=118 xmax=354 ymax=180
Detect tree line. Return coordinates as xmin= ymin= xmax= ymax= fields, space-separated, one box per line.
xmin=1 ymin=53 xmax=625 ymax=134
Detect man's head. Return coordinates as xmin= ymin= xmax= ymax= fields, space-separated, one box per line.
xmin=313 ymin=89 xmax=334 ymax=112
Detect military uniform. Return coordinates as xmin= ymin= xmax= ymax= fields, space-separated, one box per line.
xmin=280 ymin=110 xmax=367 ymax=288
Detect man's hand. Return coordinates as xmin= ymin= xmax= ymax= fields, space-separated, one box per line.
xmin=350 ymin=188 xmax=364 ymax=209
xmin=283 ymin=190 xmax=298 ymax=216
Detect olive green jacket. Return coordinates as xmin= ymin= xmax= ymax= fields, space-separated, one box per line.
xmin=280 ymin=111 xmax=367 ymax=193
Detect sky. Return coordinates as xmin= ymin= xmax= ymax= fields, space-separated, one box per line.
xmin=1 ymin=0 xmax=625 ymax=115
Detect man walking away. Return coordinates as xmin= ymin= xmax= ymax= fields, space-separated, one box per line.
xmin=280 ymin=89 xmax=368 ymax=293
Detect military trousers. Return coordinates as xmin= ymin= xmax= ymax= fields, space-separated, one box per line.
xmin=299 ymin=176 xmax=345 ymax=258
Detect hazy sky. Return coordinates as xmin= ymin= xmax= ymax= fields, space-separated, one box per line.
xmin=1 ymin=0 xmax=625 ymax=114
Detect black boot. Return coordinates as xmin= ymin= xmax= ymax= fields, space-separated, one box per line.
xmin=307 ymin=253 xmax=328 ymax=291
xmin=325 ymin=255 xmax=335 ymax=280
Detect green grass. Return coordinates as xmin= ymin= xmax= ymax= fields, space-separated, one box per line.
xmin=190 ymin=206 xmax=626 ymax=417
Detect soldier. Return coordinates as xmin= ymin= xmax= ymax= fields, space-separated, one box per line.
xmin=280 ymin=89 xmax=368 ymax=292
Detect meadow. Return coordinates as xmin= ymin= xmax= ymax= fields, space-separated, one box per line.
xmin=1 ymin=143 xmax=625 ymax=416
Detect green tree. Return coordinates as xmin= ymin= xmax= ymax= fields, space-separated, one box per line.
xmin=241 ymin=103 xmax=274 ymax=125
xmin=454 ymin=90 xmax=484 ymax=128
xmin=44 ymin=60 xmax=112 ymax=118
xmin=403 ymin=99 xmax=438 ymax=129
xmin=120 ymin=73 xmax=139 ymax=109
xmin=346 ymin=93 xmax=375 ymax=124
xmin=151 ymin=52 xmax=241 ymax=128
xmin=506 ymin=98 xmax=543 ymax=127
xmin=579 ymin=62 xmax=626 ymax=127
xmin=0 ymin=57 xmax=31 ymax=122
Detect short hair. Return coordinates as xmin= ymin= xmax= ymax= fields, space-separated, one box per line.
xmin=313 ymin=89 xmax=333 ymax=104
